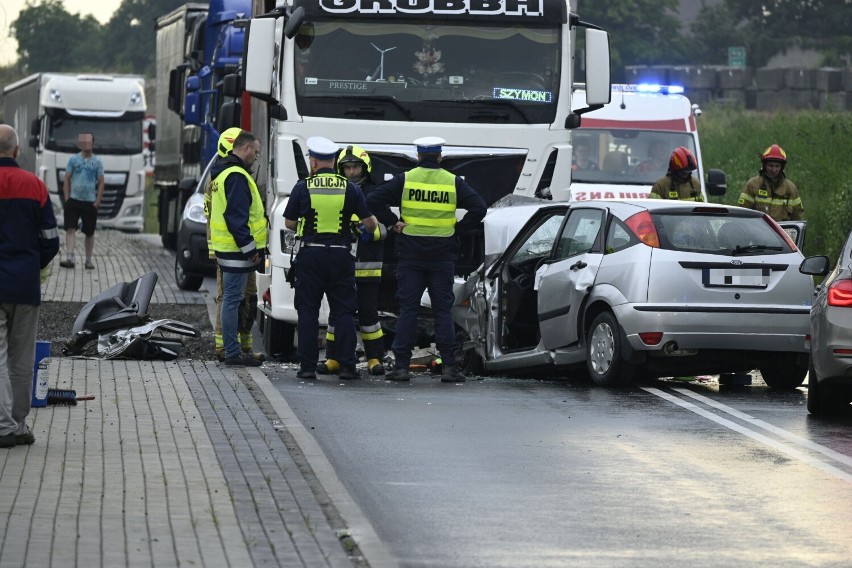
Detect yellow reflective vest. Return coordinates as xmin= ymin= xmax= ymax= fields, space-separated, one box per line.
xmin=209 ymin=165 xmax=267 ymax=253
xmin=298 ymin=172 xmax=348 ymax=238
xmin=400 ymin=167 xmax=457 ymax=237
xmin=649 ymin=175 xmax=704 ymax=202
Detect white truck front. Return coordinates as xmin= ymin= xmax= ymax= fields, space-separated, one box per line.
xmin=567 ymin=84 xmax=727 ymax=202
xmin=240 ymin=0 xmax=611 ymax=356
xmin=30 ymin=74 xmax=147 ymax=231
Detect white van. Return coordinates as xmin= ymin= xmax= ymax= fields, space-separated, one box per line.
xmin=566 ymin=84 xmax=727 ymax=202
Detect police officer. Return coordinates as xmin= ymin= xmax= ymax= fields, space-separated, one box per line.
xmin=317 ymin=145 xmax=389 ymax=377
xmin=283 ymin=137 xmax=378 ymax=380
xmin=738 ymin=144 xmax=804 ymax=221
xmin=367 ymin=136 xmax=487 ymax=383
xmin=206 ymin=127 xmax=262 ymax=361
xmin=649 ymin=146 xmax=704 ymax=201
xmin=209 ymin=129 xmax=267 ymax=367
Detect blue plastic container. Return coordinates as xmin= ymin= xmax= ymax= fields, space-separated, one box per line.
xmin=31 ymin=340 xmax=51 ymax=408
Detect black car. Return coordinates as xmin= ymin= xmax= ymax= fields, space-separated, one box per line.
xmin=175 ymin=158 xmax=216 ymax=290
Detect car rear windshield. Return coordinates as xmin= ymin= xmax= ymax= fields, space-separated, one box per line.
xmin=652 ymin=213 xmax=794 ymax=255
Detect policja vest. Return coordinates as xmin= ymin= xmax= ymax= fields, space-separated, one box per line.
xmin=209 ymin=165 xmax=268 ymax=260
xmin=400 ymin=167 xmax=457 ymax=237
xmin=298 ymin=172 xmax=349 ymax=243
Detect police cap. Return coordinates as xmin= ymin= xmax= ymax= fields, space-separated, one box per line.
xmin=413 ymin=136 xmax=445 ymax=154
xmin=306 ymin=136 xmax=339 ymax=160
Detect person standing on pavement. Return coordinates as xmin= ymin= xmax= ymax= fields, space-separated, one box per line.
xmin=209 ymin=130 xmax=267 ymax=367
xmin=367 ymin=136 xmax=487 ymax=383
xmin=59 ymin=132 xmax=104 ymax=270
xmin=648 ymin=146 xmax=704 ymax=201
xmin=0 ymin=124 xmax=60 ymax=448
xmin=737 ymin=144 xmax=804 ymax=221
xmin=284 ymin=137 xmax=378 ymax=381
xmin=317 ymin=145 xmax=389 ymax=377
xmin=206 ymin=128 xmax=263 ymax=362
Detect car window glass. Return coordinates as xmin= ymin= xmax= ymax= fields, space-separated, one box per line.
xmin=507 ymin=212 xmax=566 ymax=271
xmin=605 ymin=218 xmax=636 ymax=254
xmin=554 ymin=208 xmax=604 ymax=260
xmin=655 ymin=214 xmax=791 ymax=254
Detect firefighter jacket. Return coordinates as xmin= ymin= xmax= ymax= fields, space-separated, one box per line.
xmin=353 ymin=177 xmax=387 ymax=283
xmin=649 ymin=175 xmax=704 ymax=201
xmin=366 ymin=158 xmax=487 ymax=262
xmin=209 ymin=155 xmax=267 ymax=272
xmin=737 ymin=173 xmax=804 ymax=221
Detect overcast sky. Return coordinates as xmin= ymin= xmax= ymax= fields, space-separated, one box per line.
xmin=1 ymin=0 xmax=122 ymax=66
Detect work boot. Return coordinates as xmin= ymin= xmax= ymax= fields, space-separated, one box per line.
xmin=296 ymin=368 xmax=317 ymax=380
xmin=15 ymin=427 xmax=35 ymax=446
xmin=367 ymin=358 xmax=385 ymax=376
xmin=317 ymin=359 xmax=340 ymax=374
xmin=441 ymin=366 xmax=466 ymax=383
xmin=0 ymin=433 xmax=15 ymax=449
xmin=243 ymin=350 xmax=266 ymax=362
xmin=224 ymin=353 xmax=263 ymax=367
xmin=339 ymin=368 xmax=360 ymax=380
xmin=387 ymin=368 xmax=411 ymax=382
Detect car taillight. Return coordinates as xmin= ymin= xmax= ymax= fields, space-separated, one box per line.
xmin=827 ymin=279 xmax=852 ymax=307
xmin=625 ymin=211 xmax=660 ymax=248
xmin=639 ymin=332 xmax=663 ymax=345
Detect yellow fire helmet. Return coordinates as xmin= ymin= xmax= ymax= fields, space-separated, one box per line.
xmin=217 ymin=127 xmax=244 ymax=157
xmin=337 ymin=144 xmax=372 ymax=174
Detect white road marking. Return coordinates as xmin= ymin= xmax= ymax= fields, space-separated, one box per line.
xmin=642 ymin=387 xmax=852 ymax=484
xmin=672 ymin=387 xmax=852 ymax=468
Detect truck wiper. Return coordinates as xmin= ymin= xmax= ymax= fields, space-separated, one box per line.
xmin=343 ymin=95 xmax=413 ymax=121
xmin=732 ymin=244 xmax=784 ymax=255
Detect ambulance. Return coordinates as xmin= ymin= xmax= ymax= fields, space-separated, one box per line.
xmin=566 ymin=83 xmax=727 ymax=202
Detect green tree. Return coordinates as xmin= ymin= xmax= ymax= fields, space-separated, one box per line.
xmin=11 ymin=0 xmax=104 ymax=73
xmin=578 ymin=0 xmax=685 ymax=82
xmin=101 ymin=0 xmax=187 ymax=76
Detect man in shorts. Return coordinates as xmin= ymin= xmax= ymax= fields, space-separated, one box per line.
xmin=59 ymin=132 xmax=104 ymax=269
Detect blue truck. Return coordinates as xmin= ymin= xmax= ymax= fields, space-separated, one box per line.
xmin=152 ymin=0 xmax=250 ymax=290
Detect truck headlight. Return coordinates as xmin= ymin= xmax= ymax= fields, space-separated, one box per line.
xmin=182 ymin=193 xmax=207 ymax=224
xmin=282 ymin=229 xmax=297 ymax=253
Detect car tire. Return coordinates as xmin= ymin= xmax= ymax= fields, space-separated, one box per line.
xmin=585 ymin=311 xmax=637 ymax=388
xmin=759 ymin=356 xmax=807 ymax=390
xmin=807 ymin=361 xmax=850 ymax=415
xmin=174 ymin=254 xmax=203 ymax=291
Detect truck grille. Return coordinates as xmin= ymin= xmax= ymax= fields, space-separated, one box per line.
xmin=98 ymin=173 xmax=128 ymax=220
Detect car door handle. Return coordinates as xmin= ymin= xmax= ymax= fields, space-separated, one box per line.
xmin=570 ymin=260 xmax=587 ymax=271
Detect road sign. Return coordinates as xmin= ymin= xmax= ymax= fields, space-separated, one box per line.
xmin=728 ymin=47 xmax=746 ymax=68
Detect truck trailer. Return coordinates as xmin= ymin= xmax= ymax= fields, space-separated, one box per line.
xmin=231 ymin=0 xmax=612 ymax=358
xmin=153 ymin=0 xmax=250 ymax=251
xmin=3 ymin=73 xmax=148 ymax=231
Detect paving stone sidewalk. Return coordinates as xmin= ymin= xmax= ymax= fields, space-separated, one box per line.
xmin=0 ymin=230 xmax=362 ymax=567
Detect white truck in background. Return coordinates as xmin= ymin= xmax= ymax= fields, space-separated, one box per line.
xmin=3 ymin=73 xmax=148 ymax=231
xmin=566 ymin=83 xmax=727 ymax=202
xmin=230 ymin=0 xmax=612 ymax=358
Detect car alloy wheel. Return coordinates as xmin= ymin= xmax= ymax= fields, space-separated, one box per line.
xmin=589 ymin=320 xmax=615 ymax=376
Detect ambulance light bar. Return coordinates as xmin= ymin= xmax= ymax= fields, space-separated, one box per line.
xmin=612 ymin=83 xmax=685 ymax=95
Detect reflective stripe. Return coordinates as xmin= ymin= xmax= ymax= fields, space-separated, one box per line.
xmin=217 ymin=257 xmax=256 ymax=268
xmin=360 ymin=327 xmax=384 ymax=341
xmin=41 ymin=227 xmax=59 ymax=239
xmin=326 ymin=326 xmax=336 ymax=342
xmin=355 ymin=269 xmax=382 ymax=278
xmin=738 ymin=193 xmax=755 ymax=205
xmin=304 ymin=243 xmax=349 ymax=249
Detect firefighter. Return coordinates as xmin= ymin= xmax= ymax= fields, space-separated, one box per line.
xmin=648 ymin=146 xmax=704 ymax=201
xmin=208 ymin=129 xmax=267 ymax=367
xmin=737 ymin=144 xmax=804 ymax=221
xmin=283 ymin=137 xmax=378 ymax=380
xmin=367 ymin=136 xmax=487 ymax=383
xmin=206 ymin=127 xmax=262 ymax=361
xmin=317 ymin=145 xmax=389 ymax=376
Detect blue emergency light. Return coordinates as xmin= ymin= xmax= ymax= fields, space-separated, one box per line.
xmin=612 ymin=83 xmax=685 ymax=95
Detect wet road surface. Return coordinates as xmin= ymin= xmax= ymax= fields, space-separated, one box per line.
xmin=264 ymin=368 xmax=852 ymax=568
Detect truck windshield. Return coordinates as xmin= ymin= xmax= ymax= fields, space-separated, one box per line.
xmin=46 ymin=116 xmax=143 ymax=155
xmin=570 ymin=130 xmax=697 ymax=185
xmin=295 ymin=20 xmax=561 ymax=124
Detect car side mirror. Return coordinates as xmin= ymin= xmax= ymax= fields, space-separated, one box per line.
xmin=706 ymin=169 xmax=727 ymax=196
xmin=799 ymin=255 xmax=830 ymax=276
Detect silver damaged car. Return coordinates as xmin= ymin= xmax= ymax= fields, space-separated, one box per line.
xmin=453 ymin=199 xmax=814 ymax=388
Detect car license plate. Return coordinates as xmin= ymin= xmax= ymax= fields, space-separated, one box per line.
xmin=703 ymin=267 xmax=769 ymax=288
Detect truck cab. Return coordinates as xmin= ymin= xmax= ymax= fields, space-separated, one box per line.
xmin=566 ymin=84 xmax=727 ymax=202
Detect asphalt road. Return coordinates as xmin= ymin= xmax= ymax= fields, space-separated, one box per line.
xmin=264 ymin=368 xmax=852 ymax=568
